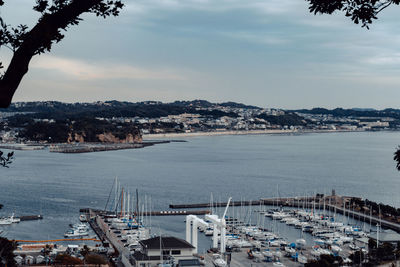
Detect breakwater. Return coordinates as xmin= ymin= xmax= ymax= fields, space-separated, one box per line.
xmin=49 ymin=140 xmax=171 ymax=153
xmin=0 ymin=144 xmax=45 ymax=150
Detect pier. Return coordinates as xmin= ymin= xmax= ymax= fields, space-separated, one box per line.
xmin=19 ymin=215 xmax=43 ymax=221
xmin=80 ymin=208 xmax=210 ymax=216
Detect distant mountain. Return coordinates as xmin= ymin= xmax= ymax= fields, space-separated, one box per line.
xmin=351 ymin=108 xmax=376 ymax=112
xmin=218 ymin=102 xmax=260 ymax=109
xmin=4 ymin=100 xmax=243 ymax=120
xmin=292 ymin=107 xmax=400 ymax=119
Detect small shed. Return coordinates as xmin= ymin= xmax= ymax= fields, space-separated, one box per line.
xmin=36 ymin=255 xmax=45 ymax=264
xmin=25 ymin=255 xmax=34 ymax=265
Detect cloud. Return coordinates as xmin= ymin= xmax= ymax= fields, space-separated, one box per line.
xmin=125 ymin=0 xmax=303 ymax=16
xmin=222 ymin=31 xmax=289 ymax=45
xmin=31 ymin=55 xmax=185 ymax=81
xmin=364 ymin=53 xmax=400 ymax=66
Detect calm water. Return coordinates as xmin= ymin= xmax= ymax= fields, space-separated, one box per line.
xmin=1 ymin=131 xmax=400 ymax=247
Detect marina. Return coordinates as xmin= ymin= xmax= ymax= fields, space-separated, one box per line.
xmin=46 ymin=191 xmax=399 ymax=266
xmin=4 ymin=190 xmax=400 ymax=266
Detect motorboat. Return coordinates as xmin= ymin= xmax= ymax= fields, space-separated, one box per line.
xmin=296 ymin=238 xmax=306 ymax=249
xmin=298 ymin=255 xmax=308 ymax=264
xmin=79 ymin=214 xmax=88 ymax=222
xmin=284 ymin=246 xmax=296 ymax=256
xmin=349 ymin=243 xmax=360 ymax=250
xmin=311 ymin=246 xmax=331 ymax=257
xmin=70 ymin=223 xmax=89 ymax=231
xmin=331 ymin=245 xmax=342 ymax=254
xmin=212 ymin=254 xmax=227 ymax=267
xmin=205 ymin=227 xmax=214 ymax=236
xmin=302 ymin=224 xmax=313 ymax=232
xmin=0 ymin=217 xmax=12 ymax=225
xmin=286 ymin=218 xmax=299 ymax=226
xmin=64 ymin=228 xmax=89 ymax=237
xmin=9 ymin=214 xmax=20 ymax=223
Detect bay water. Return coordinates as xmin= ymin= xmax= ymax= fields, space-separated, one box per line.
xmin=1 ymin=131 xmax=400 ymax=250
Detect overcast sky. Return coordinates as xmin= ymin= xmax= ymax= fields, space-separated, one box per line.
xmin=2 ymin=0 xmax=400 ymax=109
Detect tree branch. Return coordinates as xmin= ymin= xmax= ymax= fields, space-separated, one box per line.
xmin=376 ymin=1 xmax=392 ymax=14
xmin=0 ymin=0 xmax=107 ymax=108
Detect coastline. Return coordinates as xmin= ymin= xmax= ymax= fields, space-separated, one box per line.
xmin=142 ymin=129 xmax=364 ymax=139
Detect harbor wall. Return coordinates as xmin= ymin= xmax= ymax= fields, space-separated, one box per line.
xmin=95 ymin=216 xmax=133 ymax=267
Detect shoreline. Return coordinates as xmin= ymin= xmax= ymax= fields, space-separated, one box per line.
xmin=142 ymin=129 xmax=365 ymax=139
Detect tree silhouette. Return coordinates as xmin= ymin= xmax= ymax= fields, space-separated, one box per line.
xmin=0 ymin=0 xmax=124 ymax=108
xmin=306 ymin=0 xmax=399 ymax=29
xmin=0 ymin=237 xmax=17 ymax=267
xmin=0 ymin=150 xmax=13 ymax=167
xmin=394 ymin=147 xmax=400 ymax=171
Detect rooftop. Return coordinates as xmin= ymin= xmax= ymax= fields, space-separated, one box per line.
xmin=369 ymin=230 xmax=400 ymax=243
xmin=140 ymin=236 xmax=195 ymax=250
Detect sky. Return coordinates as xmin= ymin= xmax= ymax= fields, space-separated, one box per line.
xmin=2 ymin=0 xmax=400 ymax=109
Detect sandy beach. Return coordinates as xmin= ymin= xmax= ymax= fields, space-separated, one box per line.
xmin=142 ymin=129 xmax=360 ymax=139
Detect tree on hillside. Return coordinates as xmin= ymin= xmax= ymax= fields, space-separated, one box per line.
xmin=306 ymin=0 xmax=400 ymax=171
xmin=306 ymin=0 xmax=400 ymax=29
xmin=0 ymin=0 xmax=124 ymax=108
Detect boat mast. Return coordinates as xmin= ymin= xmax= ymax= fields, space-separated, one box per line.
xmin=136 ymin=189 xmax=139 ymax=217
xmin=114 ymin=177 xmax=118 ymax=213
xmin=121 ymin=187 xmax=124 ymax=217
xmin=127 ymin=190 xmax=130 ymax=218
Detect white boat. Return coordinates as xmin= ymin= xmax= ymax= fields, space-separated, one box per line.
xmin=0 ymin=217 xmax=12 ymax=225
xmin=212 ymin=254 xmax=227 ymax=267
xmin=71 ymin=223 xmax=89 ymax=231
xmin=273 ymin=262 xmax=286 ymax=266
xmin=262 ymin=250 xmax=273 ymax=258
xmin=286 ymin=218 xmax=299 ymax=225
xmin=79 ymin=214 xmax=88 ymax=222
xmin=331 ymin=245 xmax=342 ymax=253
xmin=64 ymin=228 xmax=89 ymax=237
xmin=349 ymin=243 xmax=360 ymax=250
xmin=302 ymin=224 xmax=313 ymax=232
xmin=296 ymin=238 xmax=307 ymax=249
xmin=311 ymin=247 xmax=331 ymax=257
xmin=7 ymin=214 xmax=20 ymax=223
xmin=298 ymin=255 xmax=308 ymax=264
xmin=205 ymin=227 xmax=214 ymax=236
xmin=284 ymin=246 xmax=296 ymax=256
